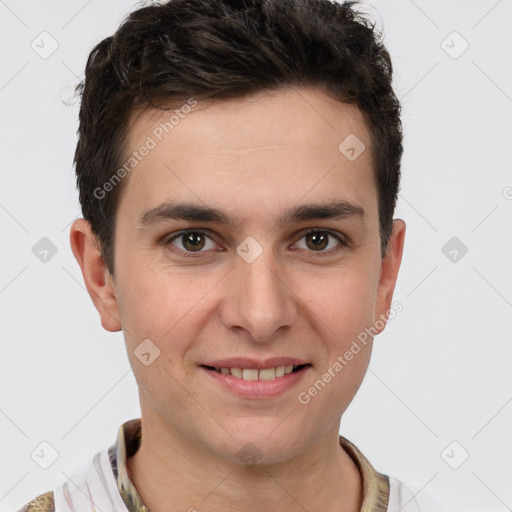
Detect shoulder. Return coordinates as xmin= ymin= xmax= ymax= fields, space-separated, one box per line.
xmin=10 ymin=447 xmax=113 ymax=512
xmin=11 ymin=491 xmax=55 ymax=512
xmin=387 ymin=476 xmax=447 ymax=512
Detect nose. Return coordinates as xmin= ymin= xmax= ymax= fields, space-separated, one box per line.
xmin=220 ymin=249 xmax=298 ymax=343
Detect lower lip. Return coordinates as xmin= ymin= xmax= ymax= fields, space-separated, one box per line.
xmin=200 ymin=366 xmax=310 ymax=399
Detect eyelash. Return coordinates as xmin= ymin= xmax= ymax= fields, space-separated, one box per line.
xmin=162 ymin=228 xmax=348 ymax=258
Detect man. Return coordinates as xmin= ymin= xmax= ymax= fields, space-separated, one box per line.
xmin=14 ymin=0 xmax=443 ymax=510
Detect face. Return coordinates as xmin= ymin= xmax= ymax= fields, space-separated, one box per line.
xmin=72 ymin=86 xmax=405 ymax=465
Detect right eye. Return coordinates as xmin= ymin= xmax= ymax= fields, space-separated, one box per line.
xmin=164 ymin=229 xmax=220 ymax=255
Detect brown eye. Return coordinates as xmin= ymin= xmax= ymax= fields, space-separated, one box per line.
xmin=182 ymin=232 xmax=205 ymax=251
xmin=166 ymin=230 xmax=217 ymax=253
xmin=305 ymin=231 xmax=329 ymax=251
xmin=294 ymin=230 xmax=345 ymax=254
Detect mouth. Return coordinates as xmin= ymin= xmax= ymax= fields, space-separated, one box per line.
xmin=199 ymin=357 xmax=312 ymax=398
xmin=200 ymin=363 xmax=311 ymax=382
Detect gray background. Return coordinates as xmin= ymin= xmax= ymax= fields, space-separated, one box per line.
xmin=1 ymin=1 xmax=511 ymax=511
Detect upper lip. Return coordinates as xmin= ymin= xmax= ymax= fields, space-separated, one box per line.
xmin=201 ymin=357 xmax=310 ymax=370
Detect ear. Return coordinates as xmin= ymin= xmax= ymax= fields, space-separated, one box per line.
xmin=69 ymin=219 xmax=122 ymax=332
xmin=374 ymin=219 xmax=406 ymax=334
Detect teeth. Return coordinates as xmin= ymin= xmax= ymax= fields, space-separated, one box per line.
xmin=231 ymin=367 xmax=243 ymax=378
xmin=259 ymin=368 xmax=276 ymax=381
xmin=242 ymin=368 xmax=259 ymax=381
xmin=213 ymin=365 xmax=305 ymax=381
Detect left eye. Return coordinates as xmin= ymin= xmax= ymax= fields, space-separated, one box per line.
xmin=294 ymin=230 xmax=344 ymax=252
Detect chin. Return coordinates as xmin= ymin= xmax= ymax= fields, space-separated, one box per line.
xmin=211 ymin=427 xmax=308 ymax=467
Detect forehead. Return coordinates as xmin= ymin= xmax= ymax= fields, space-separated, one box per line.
xmin=128 ymin=87 xmax=371 ymax=155
xmin=119 ymin=87 xmax=376 ymax=222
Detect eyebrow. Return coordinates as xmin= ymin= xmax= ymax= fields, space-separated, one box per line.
xmin=138 ymin=199 xmax=367 ymax=228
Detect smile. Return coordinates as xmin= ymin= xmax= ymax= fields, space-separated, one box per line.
xmin=202 ymin=364 xmax=309 ymax=381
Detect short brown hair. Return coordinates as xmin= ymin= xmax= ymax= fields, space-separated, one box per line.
xmin=74 ymin=0 xmax=403 ymax=274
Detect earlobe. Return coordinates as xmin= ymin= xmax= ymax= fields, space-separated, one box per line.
xmin=374 ymin=219 xmax=406 ymax=334
xmin=69 ymin=219 xmax=122 ymax=332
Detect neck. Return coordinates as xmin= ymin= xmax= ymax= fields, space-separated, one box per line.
xmin=126 ymin=418 xmax=362 ymax=512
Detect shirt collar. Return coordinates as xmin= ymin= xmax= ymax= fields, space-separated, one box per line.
xmin=108 ymin=418 xmax=389 ymax=512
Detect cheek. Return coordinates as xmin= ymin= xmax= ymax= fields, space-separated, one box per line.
xmin=114 ymin=258 xmax=219 ymax=351
xmin=298 ymin=277 xmax=376 ymax=418
xmin=301 ymin=266 xmax=379 ymax=336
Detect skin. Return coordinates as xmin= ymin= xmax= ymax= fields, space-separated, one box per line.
xmin=71 ymin=86 xmax=405 ymax=512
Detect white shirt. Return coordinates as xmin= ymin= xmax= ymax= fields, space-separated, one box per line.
xmin=13 ymin=418 xmax=445 ymax=512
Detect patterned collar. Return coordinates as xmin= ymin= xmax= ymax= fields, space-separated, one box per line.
xmin=108 ymin=418 xmax=389 ymax=512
